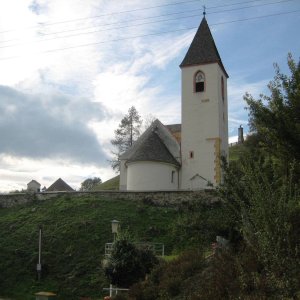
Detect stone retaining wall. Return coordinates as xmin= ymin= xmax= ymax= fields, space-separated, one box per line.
xmin=0 ymin=189 xmax=218 ymax=208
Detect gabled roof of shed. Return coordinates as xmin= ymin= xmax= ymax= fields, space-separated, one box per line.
xmin=27 ymin=180 xmax=41 ymax=186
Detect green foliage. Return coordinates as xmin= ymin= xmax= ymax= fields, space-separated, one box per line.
xmin=104 ymin=234 xmax=158 ymax=288
xmin=128 ymin=160 xmax=300 ymax=299
xmin=79 ymin=177 xmax=102 ymax=191
xmin=110 ymin=106 xmax=142 ymax=171
xmin=128 ymin=250 xmax=206 ymax=300
xmin=220 ymin=156 xmax=300 ymax=298
xmin=244 ymin=54 xmax=300 ymax=179
xmin=0 ymin=195 xmax=180 ymax=299
xmin=229 ymin=144 xmax=246 ymax=161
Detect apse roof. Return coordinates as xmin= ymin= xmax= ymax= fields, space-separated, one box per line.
xmin=120 ymin=119 xmax=181 ymax=166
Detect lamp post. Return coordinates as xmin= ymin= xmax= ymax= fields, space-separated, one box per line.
xmin=111 ymin=220 xmax=119 ymax=242
xmin=37 ymin=226 xmax=42 ymax=281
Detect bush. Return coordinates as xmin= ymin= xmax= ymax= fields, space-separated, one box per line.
xmin=104 ymin=236 xmax=158 ymax=288
xmin=128 ymin=250 xmax=206 ymax=300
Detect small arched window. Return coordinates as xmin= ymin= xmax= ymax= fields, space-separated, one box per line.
xmin=195 ymin=71 xmax=205 ymax=93
xmin=221 ymin=76 xmax=225 ymax=102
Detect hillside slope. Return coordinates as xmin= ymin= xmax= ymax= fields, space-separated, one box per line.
xmin=0 ymin=195 xmax=180 ymax=300
xmin=93 ymin=175 xmax=119 ymax=191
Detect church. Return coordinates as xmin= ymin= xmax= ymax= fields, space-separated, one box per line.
xmin=119 ymin=16 xmax=228 ymax=191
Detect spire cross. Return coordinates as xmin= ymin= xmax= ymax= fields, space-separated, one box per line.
xmin=203 ymin=5 xmax=206 ymax=16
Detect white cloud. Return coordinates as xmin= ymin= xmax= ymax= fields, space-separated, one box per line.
xmin=0 ymin=85 xmax=107 ymax=164
xmin=229 ymin=135 xmax=238 ymax=144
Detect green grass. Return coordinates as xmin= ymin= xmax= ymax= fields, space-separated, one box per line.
xmin=163 ymin=255 xmax=179 ymax=262
xmin=0 ymin=194 xmax=181 ymax=300
xmin=229 ymin=144 xmax=245 ymax=161
xmin=93 ymin=175 xmax=119 ymax=190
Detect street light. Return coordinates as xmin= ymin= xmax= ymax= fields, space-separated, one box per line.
xmin=37 ymin=226 xmax=42 ymax=281
xmin=111 ymin=220 xmax=120 ymax=242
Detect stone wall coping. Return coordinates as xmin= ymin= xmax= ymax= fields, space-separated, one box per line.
xmin=0 ymin=189 xmax=218 ymax=209
xmin=1 ymin=189 xmax=214 ymax=196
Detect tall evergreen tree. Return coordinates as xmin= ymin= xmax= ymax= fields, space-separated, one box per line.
xmin=110 ymin=106 xmax=142 ymax=171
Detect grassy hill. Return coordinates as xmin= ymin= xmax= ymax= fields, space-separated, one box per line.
xmin=0 ymin=194 xmax=185 ymax=300
xmin=229 ymin=143 xmax=246 ymax=161
xmin=93 ymin=175 xmax=119 ymax=191
xmin=0 ymin=146 xmax=244 ymax=299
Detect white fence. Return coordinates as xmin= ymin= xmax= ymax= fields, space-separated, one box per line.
xmin=105 ymin=242 xmax=165 ymax=257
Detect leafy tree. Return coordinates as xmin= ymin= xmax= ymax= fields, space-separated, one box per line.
xmin=110 ymin=106 xmax=142 ymax=172
xmin=79 ymin=177 xmax=102 ymax=191
xmin=142 ymin=114 xmax=157 ymax=131
xmin=220 ymin=154 xmax=300 ymax=298
xmin=218 ymin=56 xmax=300 ymax=298
xmin=244 ymin=54 xmax=300 ymax=179
xmin=104 ymin=235 xmax=158 ymax=288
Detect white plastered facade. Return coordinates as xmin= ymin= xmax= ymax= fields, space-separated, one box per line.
xmin=180 ymin=63 xmax=228 ymax=189
xmin=126 ymin=161 xmax=179 ymax=191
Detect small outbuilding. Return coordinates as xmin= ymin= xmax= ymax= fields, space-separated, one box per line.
xmin=27 ymin=180 xmax=41 ymax=193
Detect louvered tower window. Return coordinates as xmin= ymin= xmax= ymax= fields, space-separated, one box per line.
xmin=195 ymin=71 xmax=205 ymax=92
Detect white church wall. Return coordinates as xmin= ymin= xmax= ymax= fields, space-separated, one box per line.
xmin=127 ymin=161 xmax=179 ymax=191
xmin=119 ymin=160 xmax=128 ymax=191
xmin=181 ymin=63 xmax=224 ymax=188
xmin=217 ymin=67 xmax=229 ymax=161
xmin=190 ymin=175 xmax=209 ymax=190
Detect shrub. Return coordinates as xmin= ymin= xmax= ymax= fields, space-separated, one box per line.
xmin=104 ymin=235 xmax=158 ymax=288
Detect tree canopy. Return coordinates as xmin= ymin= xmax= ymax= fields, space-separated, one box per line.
xmin=244 ymin=54 xmax=300 ymax=178
xmin=110 ymin=106 xmax=142 ymax=171
xmin=79 ymin=177 xmax=102 ymax=191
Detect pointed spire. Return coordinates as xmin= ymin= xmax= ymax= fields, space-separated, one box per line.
xmin=180 ymin=17 xmax=228 ymax=78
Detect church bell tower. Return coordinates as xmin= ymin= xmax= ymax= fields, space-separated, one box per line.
xmin=180 ymin=16 xmax=229 ymax=189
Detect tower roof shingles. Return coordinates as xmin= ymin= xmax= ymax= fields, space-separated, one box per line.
xmin=180 ymin=17 xmax=228 ymax=78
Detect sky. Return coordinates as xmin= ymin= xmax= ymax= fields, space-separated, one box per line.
xmin=0 ymin=0 xmax=299 ymax=192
